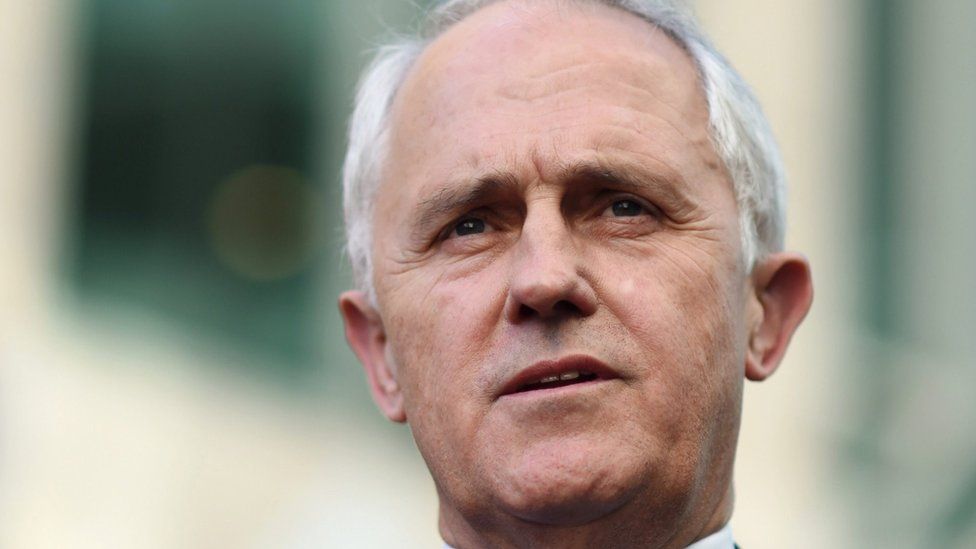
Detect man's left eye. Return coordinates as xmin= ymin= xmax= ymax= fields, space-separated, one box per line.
xmin=606 ymin=199 xmax=645 ymax=217
xmin=449 ymin=217 xmax=488 ymax=238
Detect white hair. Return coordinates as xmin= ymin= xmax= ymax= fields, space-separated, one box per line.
xmin=342 ymin=0 xmax=786 ymax=301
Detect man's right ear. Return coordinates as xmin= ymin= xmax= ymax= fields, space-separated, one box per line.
xmin=338 ymin=290 xmax=406 ymax=423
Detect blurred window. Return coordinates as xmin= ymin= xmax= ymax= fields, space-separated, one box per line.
xmin=70 ymin=0 xmax=326 ymax=378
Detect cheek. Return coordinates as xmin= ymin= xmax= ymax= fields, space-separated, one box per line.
xmin=617 ymin=276 xmax=638 ymax=298
xmin=608 ymin=257 xmax=744 ymax=479
xmin=381 ymin=261 xmax=508 ymax=422
xmin=378 ymin=263 xmax=511 ymax=491
xmin=594 ymin=240 xmax=744 ymax=392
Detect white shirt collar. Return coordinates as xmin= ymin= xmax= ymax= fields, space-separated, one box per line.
xmin=443 ymin=523 xmax=734 ymax=548
xmin=685 ymin=523 xmax=735 ymax=549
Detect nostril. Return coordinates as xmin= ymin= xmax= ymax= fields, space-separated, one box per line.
xmin=553 ymin=300 xmax=579 ymax=315
xmin=517 ymin=299 xmax=581 ymax=320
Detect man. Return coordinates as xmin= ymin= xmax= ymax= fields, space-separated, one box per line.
xmin=338 ymin=0 xmax=813 ymax=547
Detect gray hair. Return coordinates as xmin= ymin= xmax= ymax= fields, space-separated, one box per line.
xmin=342 ymin=0 xmax=786 ymax=302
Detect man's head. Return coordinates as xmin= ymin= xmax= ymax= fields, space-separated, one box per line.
xmin=339 ymin=0 xmax=812 ymax=546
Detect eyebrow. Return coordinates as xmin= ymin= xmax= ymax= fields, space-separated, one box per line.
xmin=409 ymin=159 xmax=697 ymax=237
xmin=558 ymin=159 xmax=697 ymax=216
xmin=560 ymin=160 xmax=684 ymax=199
xmin=412 ymin=172 xmax=522 ymax=237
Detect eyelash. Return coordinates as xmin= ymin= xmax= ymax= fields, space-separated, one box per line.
xmin=437 ymin=194 xmax=661 ymax=243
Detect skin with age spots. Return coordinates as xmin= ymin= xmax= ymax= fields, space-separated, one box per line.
xmin=339 ymin=1 xmax=813 ymax=548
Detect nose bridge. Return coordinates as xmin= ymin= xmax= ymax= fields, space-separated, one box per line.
xmin=506 ymin=198 xmax=596 ymax=320
xmin=518 ymin=202 xmax=575 ymax=273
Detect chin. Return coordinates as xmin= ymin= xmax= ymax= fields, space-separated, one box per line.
xmin=490 ymin=438 xmax=650 ymax=526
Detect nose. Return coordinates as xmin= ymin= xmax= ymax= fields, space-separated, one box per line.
xmin=504 ymin=212 xmax=598 ymax=323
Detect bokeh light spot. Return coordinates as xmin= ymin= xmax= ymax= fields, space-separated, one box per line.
xmin=208 ymin=165 xmax=319 ymax=281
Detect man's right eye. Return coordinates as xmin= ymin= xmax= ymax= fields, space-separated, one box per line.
xmin=450 ymin=217 xmax=488 ymax=238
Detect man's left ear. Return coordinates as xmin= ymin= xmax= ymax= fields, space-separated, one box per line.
xmin=745 ymin=252 xmax=813 ymax=381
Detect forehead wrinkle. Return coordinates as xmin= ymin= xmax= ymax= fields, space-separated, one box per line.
xmin=492 ymin=50 xmax=684 ymax=109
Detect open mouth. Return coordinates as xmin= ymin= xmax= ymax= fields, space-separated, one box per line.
xmin=514 ymin=370 xmax=600 ymax=393
xmin=499 ymin=355 xmax=618 ymax=398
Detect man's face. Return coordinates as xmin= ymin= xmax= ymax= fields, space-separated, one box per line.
xmin=356 ymin=0 xmax=757 ymax=542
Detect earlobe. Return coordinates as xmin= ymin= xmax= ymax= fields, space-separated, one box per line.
xmin=745 ymin=253 xmax=814 ymax=381
xmin=338 ymin=290 xmax=407 ymax=422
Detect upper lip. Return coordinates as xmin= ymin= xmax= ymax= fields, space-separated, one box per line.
xmin=497 ymin=354 xmax=619 ymax=397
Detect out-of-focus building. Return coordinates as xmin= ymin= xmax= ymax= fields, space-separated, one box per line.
xmin=0 ymin=1 xmax=973 ymax=547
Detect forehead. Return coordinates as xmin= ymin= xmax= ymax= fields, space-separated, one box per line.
xmin=404 ymin=1 xmax=700 ymax=104
xmin=381 ymin=0 xmax=719 ymax=211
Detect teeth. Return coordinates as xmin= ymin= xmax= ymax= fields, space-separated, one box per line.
xmin=523 ymin=370 xmax=590 ymax=390
xmin=535 ymin=371 xmax=582 ymax=385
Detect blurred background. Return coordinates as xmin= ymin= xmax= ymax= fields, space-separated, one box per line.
xmin=1 ymin=0 xmax=973 ymax=547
